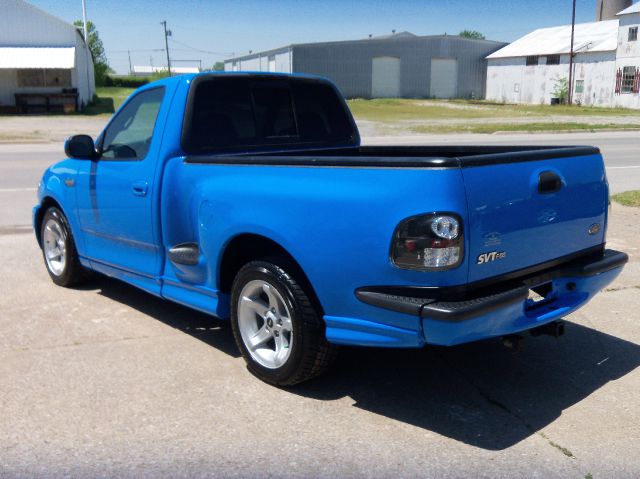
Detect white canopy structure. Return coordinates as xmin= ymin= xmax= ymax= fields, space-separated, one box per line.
xmin=0 ymin=47 xmax=76 ymax=69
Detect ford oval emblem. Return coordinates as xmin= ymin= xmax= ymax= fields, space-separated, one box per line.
xmin=588 ymin=223 xmax=601 ymax=235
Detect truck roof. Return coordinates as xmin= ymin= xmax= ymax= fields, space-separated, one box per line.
xmin=143 ymin=71 xmax=337 ymax=90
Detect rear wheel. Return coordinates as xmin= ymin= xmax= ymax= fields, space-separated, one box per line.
xmin=230 ymin=260 xmax=337 ymax=386
xmin=40 ymin=207 xmax=85 ymax=287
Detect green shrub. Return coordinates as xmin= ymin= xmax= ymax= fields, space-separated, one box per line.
xmin=103 ymin=75 xmax=149 ymax=88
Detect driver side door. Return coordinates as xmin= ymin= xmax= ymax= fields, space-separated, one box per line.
xmin=75 ymin=87 xmax=166 ymax=289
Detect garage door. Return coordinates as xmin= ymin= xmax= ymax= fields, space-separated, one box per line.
xmin=372 ymin=57 xmax=401 ymax=98
xmin=430 ymin=58 xmax=458 ymax=98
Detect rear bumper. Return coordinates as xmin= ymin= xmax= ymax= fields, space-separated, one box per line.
xmin=356 ymin=249 xmax=628 ymax=321
xmin=349 ymin=249 xmax=627 ymax=346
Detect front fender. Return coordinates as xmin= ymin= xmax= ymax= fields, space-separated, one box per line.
xmin=35 ymin=160 xmax=85 ymax=254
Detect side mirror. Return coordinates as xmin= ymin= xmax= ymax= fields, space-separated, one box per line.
xmin=64 ymin=134 xmax=97 ymax=160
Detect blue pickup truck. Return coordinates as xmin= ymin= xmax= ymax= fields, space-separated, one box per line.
xmin=34 ymin=73 xmax=628 ymax=385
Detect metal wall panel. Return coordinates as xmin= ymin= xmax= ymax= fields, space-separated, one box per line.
xmin=0 ymin=0 xmax=76 ymax=46
xmin=274 ymin=51 xmax=292 ymax=73
xmin=614 ymin=12 xmax=640 ymax=108
xmin=290 ymin=36 xmax=505 ymax=98
xmin=486 ymin=52 xmax=617 ymax=106
xmin=224 ymin=48 xmax=292 ymax=73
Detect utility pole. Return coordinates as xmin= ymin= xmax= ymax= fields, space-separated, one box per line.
xmin=161 ymin=20 xmax=172 ymax=76
xmin=81 ymin=0 xmax=91 ymax=106
xmin=81 ymin=0 xmax=88 ymax=43
xmin=568 ymin=0 xmax=577 ymax=105
xmin=127 ymin=50 xmax=132 ymax=75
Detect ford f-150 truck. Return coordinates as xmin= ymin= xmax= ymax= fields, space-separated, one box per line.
xmin=34 ymin=72 xmax=628 ymax=385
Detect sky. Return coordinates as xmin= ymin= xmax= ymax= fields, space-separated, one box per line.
xmin=26 ymin=0 xmax=629 ymax=74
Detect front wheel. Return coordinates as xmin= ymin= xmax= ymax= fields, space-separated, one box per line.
xmin=230 ymin=260 xmax=337 ymax=386
xmin=40 ymin=206 xmax=85 ymax=287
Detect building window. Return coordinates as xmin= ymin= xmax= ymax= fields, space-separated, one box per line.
xmin=622 ymin=66 xmax=636 ymax=93
xmin=629 ymin=27 xmax=638 ymax=42
xmin=17 ymin=69 xmax=71 ymax=88
xmin=526 ymin=56 xmax=539 ymax=66
xmin=575 ymin=80 xmax=584 ymax=94
xmin=546 ymin=55 xmax=561 ymax=65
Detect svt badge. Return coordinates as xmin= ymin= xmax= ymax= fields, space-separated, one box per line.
xmin=477 ymin=251 xmax=507 ymax=265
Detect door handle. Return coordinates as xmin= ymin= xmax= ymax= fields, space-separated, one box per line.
xmin=131 ymin=180 xmax=148 ymax=197
xmin=538 ymin=171 xmax=563 ymax=194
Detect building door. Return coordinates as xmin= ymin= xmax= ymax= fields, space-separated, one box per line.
xmin=372 ymin=57 xmax=401 ymax=97
xmin=430 ymin=58 xmax=458 ymax=98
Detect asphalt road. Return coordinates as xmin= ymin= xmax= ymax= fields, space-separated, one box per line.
xmin=1 ymin=133 xmax=639 ymax=477
xmin=0 ymin=131 xmax=638 ymax=230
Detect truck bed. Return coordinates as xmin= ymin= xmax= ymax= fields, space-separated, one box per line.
xmin=185 ymin=145 xmax=600 ymax=168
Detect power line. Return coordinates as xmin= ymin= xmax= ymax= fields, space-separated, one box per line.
xmin=168 ymin=38 xmax=234 ymax=56
xmin=106 ymin=48 xmax=166 ymax=53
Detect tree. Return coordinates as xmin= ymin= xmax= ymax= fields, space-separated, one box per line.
xmin=552 ymin=77 xmax=570 ymax=104
xmin=74 ymin=20 xmax=113 ymax=86
xmin=213 ymin=61 xmax=225 ymax=71
xmin=459 ymin=30 xmax=486 ymax=40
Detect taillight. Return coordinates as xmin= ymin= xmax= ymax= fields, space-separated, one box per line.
xmin=391 ymin=213 xmax=464 ymax=270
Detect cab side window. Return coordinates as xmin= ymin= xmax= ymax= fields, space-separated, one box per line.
xmin=101 ymin=87 xmax=165 ymax=160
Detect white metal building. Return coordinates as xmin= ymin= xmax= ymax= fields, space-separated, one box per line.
xmin=615 ymin=3 xmax=640 ymax=108
xmin=132 ymin=66 xmax=201 ymax=77
xmin=0 ymin=0 xmax=95 ymax=112
xmin=486 ymin=1 xmax=640 ymax=108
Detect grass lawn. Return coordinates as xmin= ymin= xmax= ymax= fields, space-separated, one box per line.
xmin=612 ymin=191 xmax=640 ymax=207
xmin=347 ymin=98 xmax=640 ymax=122
xmin=81 ymin=87 xmax=135 ymax=115
xmin=410 ymin=122 xmax=640 ymax=134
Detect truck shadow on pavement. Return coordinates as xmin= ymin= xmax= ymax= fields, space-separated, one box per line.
xmin=87 ymin=275 xmax=639 ymax=451
xmin=295 ymin=323 xmax=640 ymax=451
xmin=85 ymin=275 xmax=241 ymax=359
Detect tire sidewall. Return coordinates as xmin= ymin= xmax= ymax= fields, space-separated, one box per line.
xmin=41 ymin=206 xmax=74 ymax=285
xmin=230 ymin=262 xmax=310 ymax=385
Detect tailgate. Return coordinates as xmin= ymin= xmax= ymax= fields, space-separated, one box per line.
xmin=462 ymin=150 xmax=607 ymax=283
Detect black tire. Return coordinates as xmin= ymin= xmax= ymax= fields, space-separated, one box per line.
xmin=40 ymin=206 xmax=85 ymax=287
xmin=230 ymin=259 xmax=337 ymax=386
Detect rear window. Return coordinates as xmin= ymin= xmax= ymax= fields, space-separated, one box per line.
xmin=182 ymin=76 xmax=356 ymax=153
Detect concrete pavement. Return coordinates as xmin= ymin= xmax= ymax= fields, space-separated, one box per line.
xmin=0 ymin=204 xmax=638 ymax=477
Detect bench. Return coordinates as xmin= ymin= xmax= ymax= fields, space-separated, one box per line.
xmin=14 ymin=92 xmax=78 ymax=114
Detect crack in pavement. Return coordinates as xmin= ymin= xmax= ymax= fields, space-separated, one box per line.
xmin=603 ymin=285 xmax=640 ymax=292
xmin=437 ymin=352 xmax=588 ymax=476
xmin=0 ymin=333 xmax=182 ymax=356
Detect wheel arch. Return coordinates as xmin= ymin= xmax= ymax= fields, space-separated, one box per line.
xmin=218 ymin=233 xmax=325 ymax=316
xmin=35 ymin=196 xmax=64 ymax=247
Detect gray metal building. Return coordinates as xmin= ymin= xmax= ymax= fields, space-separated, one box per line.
xmin=224 ymin=32 xmax=506 ymax=99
